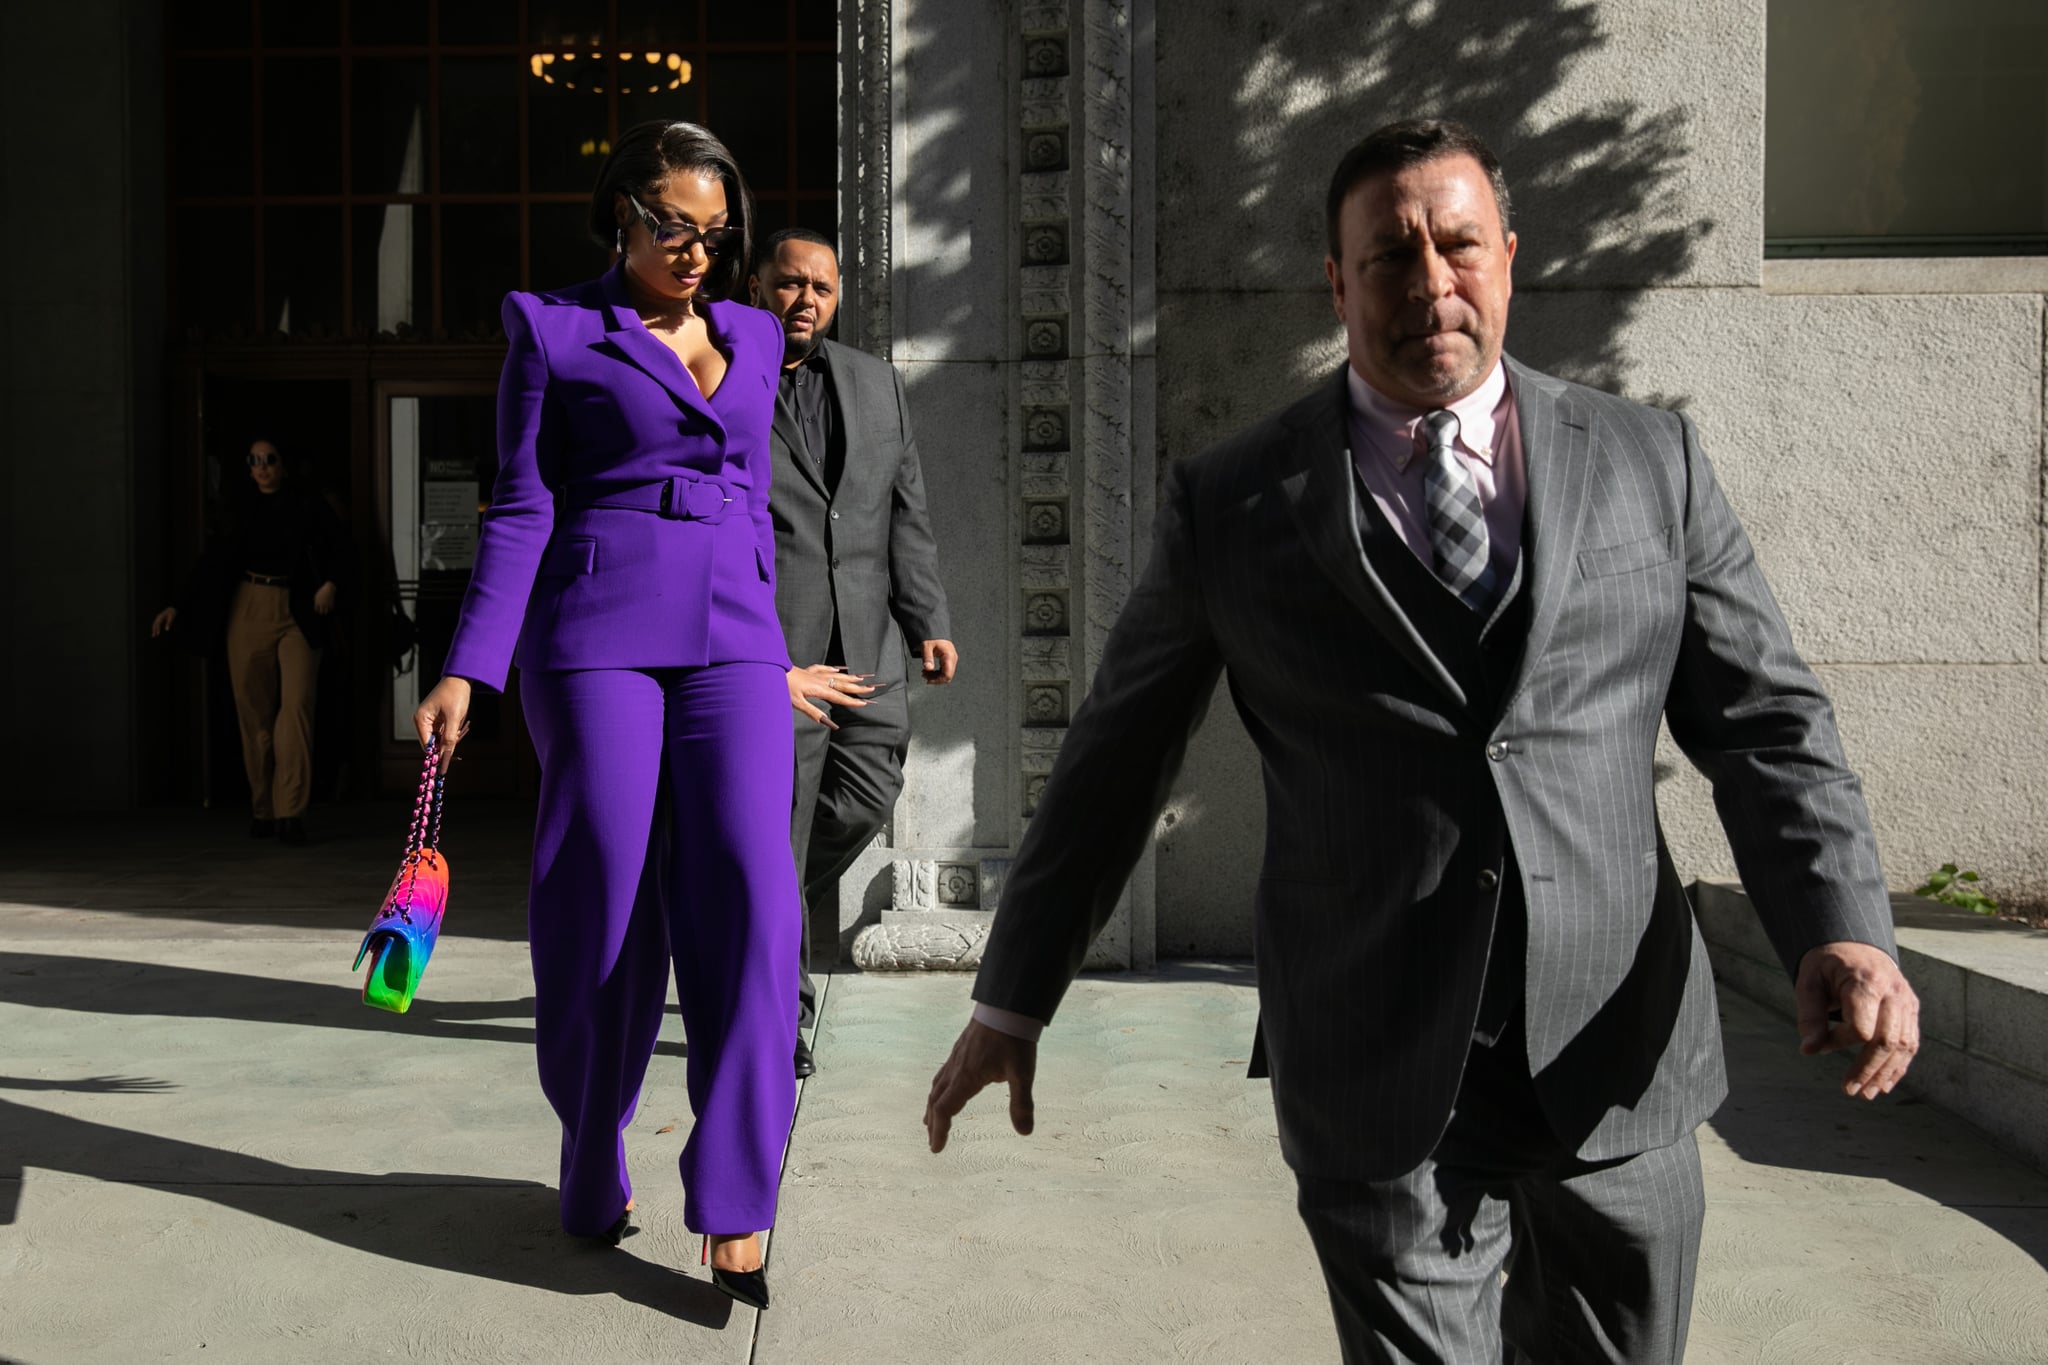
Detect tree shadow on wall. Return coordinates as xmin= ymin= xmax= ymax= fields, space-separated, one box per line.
xmin=1162 ymin=0 xmax=1713 ymax=410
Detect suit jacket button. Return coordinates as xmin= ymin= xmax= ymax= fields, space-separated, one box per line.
xmin=1486 ymin=741 xmax=1509 ymax=761
xmin=1476 ymin=868 xmax=1499 ymax=891
xmin=830 ymin=510 xmax=840 ymax=519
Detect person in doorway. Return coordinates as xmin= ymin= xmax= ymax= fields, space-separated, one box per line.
xmin=412 ymin=120 xmax=794 ymax=1312
xmin=151 ymin=438 xmax=352 ymax=845
xmin=748 ymin=229 xmax=957 ymax=1079
xmin=923 ymin=119 xmax=1920 ymax=1362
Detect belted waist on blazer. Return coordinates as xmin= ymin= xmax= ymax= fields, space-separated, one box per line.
xmin=441 ymin=267 xmax=793 ymax=690
xmin=566 ymin=472 xmax=750 ymax=522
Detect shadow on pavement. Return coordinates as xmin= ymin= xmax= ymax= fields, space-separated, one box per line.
xmin=0 ymin=801 xmax=538 ymax=939
xmin=0 ymin=952 xmax=685 ymax=1058
xmin=1707 ymin=990 xmax=2048 ymax=1272
xmin=0 ymin=1079 xmax=733 ymax=1327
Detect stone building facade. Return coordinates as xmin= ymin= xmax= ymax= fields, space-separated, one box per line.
xmin=11 ymin=1 xmax=2046 ymax=963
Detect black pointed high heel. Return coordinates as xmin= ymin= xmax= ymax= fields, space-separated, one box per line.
xmin=590 ymin=1200 xmax=636 ymax=1246
xmin=702 ymin=1233 xmax=770 ymax=1310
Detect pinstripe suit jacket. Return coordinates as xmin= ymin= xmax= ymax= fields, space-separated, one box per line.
xmin=972 ymin=357 xmax=1895 ymax=1182
xmin=769 ymin=339 xmax=951 ymax=677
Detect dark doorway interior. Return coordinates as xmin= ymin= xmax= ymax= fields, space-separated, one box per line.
xmin=191 ymin=377 xmax=358 ymax=810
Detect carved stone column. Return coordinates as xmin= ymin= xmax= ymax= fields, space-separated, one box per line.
xmin=850 ymin=0 xmax=1156 ymax=973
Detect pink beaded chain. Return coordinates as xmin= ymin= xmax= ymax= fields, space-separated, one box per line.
xmin=384 ymin=734 xmax=446 ymax=926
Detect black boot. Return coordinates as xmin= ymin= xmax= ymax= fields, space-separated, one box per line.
xmin=248 ymin=818 xmax=276 ymax=839
xmin=277 ymin=817 xmax=307 ymax=846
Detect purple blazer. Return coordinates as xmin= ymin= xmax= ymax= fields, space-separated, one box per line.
xmin=442 ymin=264 xmax=791 ymax=692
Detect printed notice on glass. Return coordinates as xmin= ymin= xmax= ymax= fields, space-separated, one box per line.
xmin=423 ymin=481 xmax=478 ymax=523
xmin=422 ymin=480 xmax=480 ymax=571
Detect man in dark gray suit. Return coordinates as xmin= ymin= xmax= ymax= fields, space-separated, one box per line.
xmin=750 ymin=229 xmax=957 ymax=1076
xmin=923 ymin=121 xmax=1920 ymax=1361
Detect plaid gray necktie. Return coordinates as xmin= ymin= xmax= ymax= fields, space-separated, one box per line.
xmin=1421 ymin=409 xmax=1495 ymax=610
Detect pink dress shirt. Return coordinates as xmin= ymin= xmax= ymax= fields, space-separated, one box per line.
xmin=1346 ymin=361 xmax=1525 ymax=591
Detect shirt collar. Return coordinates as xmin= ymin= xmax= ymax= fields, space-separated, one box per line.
xmin=1347 ymin=360 xmax=1509 ymax=473
xmin=783 ymin=345 xmax=829 ymax=380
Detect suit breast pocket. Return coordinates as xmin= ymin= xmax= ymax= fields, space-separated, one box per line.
xmin=1578 ymin=526 xmax=1674 ymax=579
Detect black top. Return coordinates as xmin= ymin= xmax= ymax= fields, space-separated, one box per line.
xmin=172 ymin=483 xmax=355 ymax=653
xmin=240 ymin=490 xmax=302 ymax=576
xmin=779 ymin=349 xmax=843 ymax=492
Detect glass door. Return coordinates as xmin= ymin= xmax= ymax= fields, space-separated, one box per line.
xmin=379 ymin=382 xmax=534 ymax=795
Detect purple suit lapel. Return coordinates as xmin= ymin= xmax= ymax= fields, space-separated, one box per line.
xmin=598 ymin=263 xmax=728 ymax=437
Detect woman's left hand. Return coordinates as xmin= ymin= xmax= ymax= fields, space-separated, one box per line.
xmin=313 ymin=581 xmax=338 ymax=615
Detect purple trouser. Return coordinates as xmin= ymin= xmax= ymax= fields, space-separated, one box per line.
xmin=521 ymin=663 xmax=798 ymax=1237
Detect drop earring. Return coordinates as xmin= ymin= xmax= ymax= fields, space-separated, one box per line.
xmin=615 ymin=226 xmax=625 ymax=252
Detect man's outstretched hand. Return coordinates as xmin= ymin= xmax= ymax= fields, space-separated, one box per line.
xmin=1795 ymin=940 xmax=1921 ymax=1100
xmin=925 ymin=1019 xmax=1037 ymax=1153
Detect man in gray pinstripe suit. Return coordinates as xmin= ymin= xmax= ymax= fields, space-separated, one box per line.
xmin=924 ymin=121 xmax=1921 ymax=1362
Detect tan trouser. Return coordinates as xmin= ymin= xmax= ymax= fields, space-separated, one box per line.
xmin=224 ymin=582 xmax=320 ymax=820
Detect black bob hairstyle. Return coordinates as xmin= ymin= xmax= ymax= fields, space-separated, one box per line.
xmin=1324 ymin=119 xmax=1512 ymax=262
xmin=587 ymin=120 xmax=756 ymax=301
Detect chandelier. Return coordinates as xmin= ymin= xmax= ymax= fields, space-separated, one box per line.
xmin=528 ymin=46 xmax=693 ymax=94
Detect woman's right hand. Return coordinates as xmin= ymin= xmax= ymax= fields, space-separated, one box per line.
xmin=149 ymin=607 xmax=177 ymax=638
xmin=414 ymin=676 xmax=474 ymax=774
xmin=787 ymin=664 xmax=873 ymax=730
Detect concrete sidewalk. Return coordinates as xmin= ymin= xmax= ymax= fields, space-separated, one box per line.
xmin=3 ymin=807 xmax=2047 ymax=1362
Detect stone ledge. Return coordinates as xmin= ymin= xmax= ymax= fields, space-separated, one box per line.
xmin=1761 ymin=256 xmax=2048 ymax=295
xmin=849 ymin=910 xmax=1124 ymax=974
xmin=850 ymin=913 xmax=993 ymax=971
xmin=1694 ymin=879 xmax=2048 ymax=1171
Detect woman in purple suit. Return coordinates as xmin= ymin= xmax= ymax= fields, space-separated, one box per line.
xmin=414 ymin=121 xmax=794 ymax=1310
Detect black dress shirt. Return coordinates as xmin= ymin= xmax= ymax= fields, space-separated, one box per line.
xmin=779 ymin=349 xmax=843 ymax=491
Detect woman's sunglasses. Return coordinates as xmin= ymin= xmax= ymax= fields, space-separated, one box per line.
xmin=246 ymin=452 xmax=280 ymax=468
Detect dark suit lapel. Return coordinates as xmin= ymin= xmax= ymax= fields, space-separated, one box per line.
xmin=1497 ymin=356 xmax=1595 ymax=712
xmin=818 ymin=338 xmax=863 ymax=452
xmin=773 ymin=379 xmax=829 ymax=499
xmin=597 ymin=263 xmax=726 ymax=435
xmin=1279 ymin=367 xmax=1468 ymax=709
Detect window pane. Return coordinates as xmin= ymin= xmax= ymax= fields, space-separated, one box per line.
xmin=168 ymin=3 xmax=250 ymax=48
xmin=794 ymin=198 xmax=837 ymax=244
xmin=353 ymin=59 xmax=429 ymax=196
xmin=353 ymin=203 xmax=432 ymax=336
xmin=261 ymin=0 xmax=338 ymax=47
xmin=351 ymin=0 xmax=428 ymax=47
xmin=794 ymin=1 xmax=836 ymax=44
xmin=529 ymin=78 xmax=610 ymax=194
xmin=704 ymin=55 xmax=788 ymax=191
xmin=530 ymin=0 xmax=609 ymax=48
xmin=175 ymin=206 xmax=257 ymax=337
xmin=441 ymin=58 xmax=521 ymax=193
xmin=618 ymin=0 xmax=699 ymax=52
xmin=172 ymin=58 xmax=254 ymax=195
xmin=616 ymin=86 xmax=700 ymax=149
xmin=262 ymin=58 xmax=342 ymax=194
xmin=440 ymin=0 xmax=519 ymax=46
xmin=441 ymin=204 xmax=520 ymax=337
xmin=1767 ymin=0 xmax=2048 ymax=249
xmin=530 ymin=202 xmax=610 ymax=292
xmin=794 ymin=51 xmax=835 ymax=190
xmin=264 ymin=207 xmax=345 ymax=335
xmin=709 ymin=6 xmax=787 ymax=43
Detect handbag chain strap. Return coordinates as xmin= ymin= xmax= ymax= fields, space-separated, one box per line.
xmin=386 ymin=735 xmax=446 ymax=925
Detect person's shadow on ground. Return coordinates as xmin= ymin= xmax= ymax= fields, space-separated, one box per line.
xmin=0 ymin=951 xmax=685 ymax=1057
xmin=0 ymin=1077 xmax=732 ymax=1326
xmin=1706 ymin=988 xmax=2048 ymax=1273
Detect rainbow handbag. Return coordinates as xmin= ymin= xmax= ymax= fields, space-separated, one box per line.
xmin=354 ymin=736 xmax=451 ymax=1013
